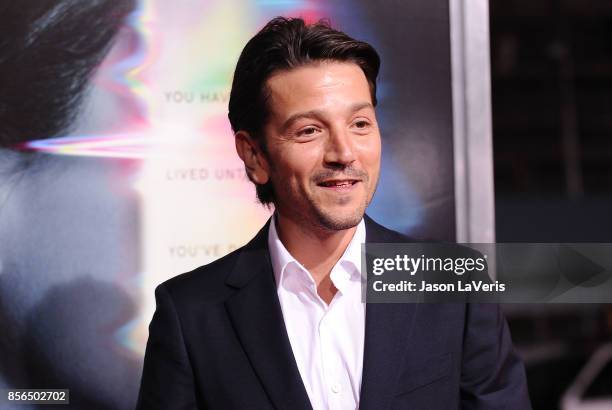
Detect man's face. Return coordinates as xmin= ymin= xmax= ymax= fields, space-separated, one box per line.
xmin=262 ymin=61 xmax=381 ymax=231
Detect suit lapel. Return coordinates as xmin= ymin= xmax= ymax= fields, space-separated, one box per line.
xmin=359 ymin=216 xmax=418 ymax=410
xmin=225 ymin=220 xmax=312 ymax=410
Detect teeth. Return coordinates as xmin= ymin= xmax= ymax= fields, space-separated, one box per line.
xmin=323 ymin=181 xmax=352 ymax=187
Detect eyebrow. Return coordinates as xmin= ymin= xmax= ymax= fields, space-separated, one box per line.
xmin=280 ymin=102 xmax=374 ymax=132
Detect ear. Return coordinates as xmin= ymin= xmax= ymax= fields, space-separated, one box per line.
xmin=235 ymin=131 xmax=270 ymax=185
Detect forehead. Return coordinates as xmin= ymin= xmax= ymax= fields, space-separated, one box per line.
xmin=264 ymin=62 xmax=372 ymax=118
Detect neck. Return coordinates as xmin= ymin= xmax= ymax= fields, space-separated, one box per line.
xmin=274 ymin=211 xmax=358 ymax=287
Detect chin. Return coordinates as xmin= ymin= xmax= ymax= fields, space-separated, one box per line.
xmin=314 ymin=207 xmax=365 ymax=231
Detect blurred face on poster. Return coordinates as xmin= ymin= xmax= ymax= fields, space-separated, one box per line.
xmin=236 ymin=61 xmax=381 ymax=232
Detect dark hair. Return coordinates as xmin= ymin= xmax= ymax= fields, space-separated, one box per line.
xmin=228 ymin=17 xmax=381 ymax=206
xmin=0 ymin=0 xmax=135 ymax=148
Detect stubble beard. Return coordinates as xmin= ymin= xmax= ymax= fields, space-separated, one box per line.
xmin=311 ymin=197 xmax=367 ymax=231
xmin=271 ymin=165 xmax=379 ymax=234
xmin=308 ymin=174 xmax=379 ymax=232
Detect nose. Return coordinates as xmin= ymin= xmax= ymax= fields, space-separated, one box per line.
xmin=324 ymin=126 xmax=356 ymax=166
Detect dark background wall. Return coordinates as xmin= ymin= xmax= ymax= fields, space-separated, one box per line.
xmin=491 ymin=0 xmax=612 ymax=242
xmin=490 ymin=1 xmax=612 ymax=408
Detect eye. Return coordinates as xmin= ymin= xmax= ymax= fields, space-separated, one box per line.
xmin=352 ymin=119 xmax=371 ymax=131
xmin=296 ymin=126 xmax=321 ymax=137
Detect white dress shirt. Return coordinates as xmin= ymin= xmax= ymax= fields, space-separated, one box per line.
xmin=268 ymin=215 xmax=366 ymax=410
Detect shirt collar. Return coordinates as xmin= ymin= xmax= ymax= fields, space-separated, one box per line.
xmin=267 ymin=213 xmax=366 ymax=291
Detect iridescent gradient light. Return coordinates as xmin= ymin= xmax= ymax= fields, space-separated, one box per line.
xmin=22 ymin=0 xmax=329 ymax=157
xmin=23 ymin=0 xmax=157 ymax=155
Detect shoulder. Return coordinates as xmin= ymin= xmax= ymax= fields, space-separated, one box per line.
xmin=157 ymin=219 xmax=272 ymax=306
xmin=364 ymin=214 xmax=418 ymax=243
xmin=365 ymin=214 xmax=479 ymax=253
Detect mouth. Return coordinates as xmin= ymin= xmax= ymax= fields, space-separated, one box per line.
xmin=317 ymin=179 xmax=361 ymax=190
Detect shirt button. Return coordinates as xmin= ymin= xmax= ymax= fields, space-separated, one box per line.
xmin=331 ymin=383 xmax=341 ymax=394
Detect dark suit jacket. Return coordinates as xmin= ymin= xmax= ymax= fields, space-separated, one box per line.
xmin=137 ymin=215 xmax=531 ymax=409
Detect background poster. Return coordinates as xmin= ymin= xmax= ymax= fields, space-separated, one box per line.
xmin=0 ymin=0 xmax=456 ymax=408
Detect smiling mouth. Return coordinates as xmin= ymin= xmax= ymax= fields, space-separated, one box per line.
xmin=317 ymin=179 xmax=360 ymax=188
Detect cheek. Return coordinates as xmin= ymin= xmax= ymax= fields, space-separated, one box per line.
xmin=356 ymin=136 xmax=382 ymax=167
xmin=275 ymin=144 xmax=322 ymax=180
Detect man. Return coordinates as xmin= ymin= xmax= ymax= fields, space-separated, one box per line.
xmin=137 ymin=17 xmax=531 ymax=409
